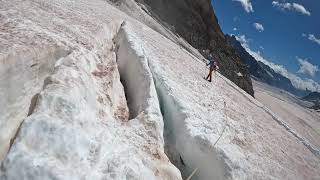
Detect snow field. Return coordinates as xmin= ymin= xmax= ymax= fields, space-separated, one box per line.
xmin=1 ymin=0 xmax=320 ymax=179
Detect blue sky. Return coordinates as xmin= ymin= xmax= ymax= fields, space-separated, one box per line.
xmin=211 ymin=0 xmax=320 ymax=92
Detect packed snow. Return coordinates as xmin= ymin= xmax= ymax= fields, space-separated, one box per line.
xmin=253 ymin=79 xmax=320 ymax=153
xmin=0 ymin=0 xmax=320 ymax=180
xmin=0 ymin=1 xmax=181 ymax=179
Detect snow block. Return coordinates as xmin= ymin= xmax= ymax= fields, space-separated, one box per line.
xmin=0 ymin=45 xmax=71 ymax=160
xmin=115 ymin=22 xmax=184 ymax=179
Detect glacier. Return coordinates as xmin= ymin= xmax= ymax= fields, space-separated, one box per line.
xmin=0 ymin=0 xmax=319 ymax=179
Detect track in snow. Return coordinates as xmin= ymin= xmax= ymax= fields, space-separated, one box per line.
xmin=217 ymin=74 xmax=320 ymax=158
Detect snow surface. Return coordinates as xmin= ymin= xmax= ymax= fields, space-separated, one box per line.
xmin=0 ymin=1 xmax=181 ymax=179
xmin=0 ymin=0 xmax=320 ymax=179
xmin=116 ymin=21 xmax=320 ymax=179
xmin=253 ymin=79 xmax=320 ymax=152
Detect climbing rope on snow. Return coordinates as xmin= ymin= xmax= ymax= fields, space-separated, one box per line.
xmin=185 ymin=101 xmax=228 ymax=180
xmin=186 ymin=167 xmax=199 ymax=180
xmin=213 ymin=101 xmax=228 ymax=147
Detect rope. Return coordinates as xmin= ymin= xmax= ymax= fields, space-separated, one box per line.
xmin=213 ymin=101 xmax=228 ymax=147
xmin=185 ymin=101 xmax=228 ymax=180
xmin=186 ymin=168 xmax=199 ymax=180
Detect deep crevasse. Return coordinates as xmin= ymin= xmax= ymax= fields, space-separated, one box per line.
xmin=1 ymin=0 xmax=320 ymax=179
xmin=115 ymin=22 xmax=229 ymax=180
xmin=1 ymin=16 xmax=181 ymax=180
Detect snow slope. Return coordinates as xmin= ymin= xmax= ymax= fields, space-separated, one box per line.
xmin=253 ymin=80 xmax=320 ymax=152
xmin=0 ymin=0 xmax=320 ymax=179
xmin=116 ymin=21 xmax=320 ymax=179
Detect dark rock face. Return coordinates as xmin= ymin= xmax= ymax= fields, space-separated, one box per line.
xmin=302 ymin=92 xmax=320 ymax=110
xmin=225 ymin=34 xmax=309 ymax=97
xmin=311 ymin=104 xmax=320 ymax=110
xmin=136 ymin=0 xmax=255 ymax=96
xmin=303 ymin=92 xmax=320 ymax=101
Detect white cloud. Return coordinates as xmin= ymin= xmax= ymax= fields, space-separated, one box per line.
xmin=307 ymin=34 xmax=320 ymax=45
xmin=236 ymin=34 xmax=320 ymax=92
xmin=272 ymin=1 xmax=311 ymax=16
xmin=233 ymin=0 xmax=254 ymax=13
xmin=253 ymin=23 xmax=264 ymax=32
xmin=297 ymin=58 xmax=319 ymax=77
xmin=236 ymin=35 xmax=249 ymax=45
xmin=292 ymin=3 xmax=311 ymax=16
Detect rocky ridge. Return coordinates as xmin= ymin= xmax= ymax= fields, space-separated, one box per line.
xmin=125 ymin=0 xmax=255 ymax=96
xmin=225 ymin=34 xmax=311 ymax=97
xmin=302 ymin=92 xmax=320 ymax=110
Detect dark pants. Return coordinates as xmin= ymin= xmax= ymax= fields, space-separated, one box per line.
xmin=206 ymin=68 xmax=214 ymax=82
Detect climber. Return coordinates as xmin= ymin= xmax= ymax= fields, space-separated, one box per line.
xmin=205 ymin=54 xmax=219 ymax=82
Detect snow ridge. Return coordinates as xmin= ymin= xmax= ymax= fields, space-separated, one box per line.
xmin=115 ymin=22 xmax=184 ymax=179
xmin=1 ymin=19 xmax=181 ymax=179
xmin=0 ymin=45 xmax=71 ymax=160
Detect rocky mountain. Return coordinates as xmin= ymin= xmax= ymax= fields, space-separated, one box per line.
xmin=303 ymin=92 xmax=320 ymax=101
xmin=311 ymin=103 xmax=320 ymax=110
xmin=134 ymin=0 xmax=254 ymax=96
xmin=302 ymin=92 xmax=320 ymax=110
xmin=225 ymin=34 xmax=308 ymax=97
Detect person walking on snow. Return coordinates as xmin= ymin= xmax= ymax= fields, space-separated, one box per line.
xmin=205 ymin=54 xmax=219 ymax=82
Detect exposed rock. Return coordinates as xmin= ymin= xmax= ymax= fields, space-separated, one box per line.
xmin=225 ymin=34 xmax=309 ymax=97
xmin=302 ymin=92 xmax=320 ymax=110
xmin=303 ymin=92 xmax=320 ymax=101
xmin=133 ymin=0 xmax=255 ymax=96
